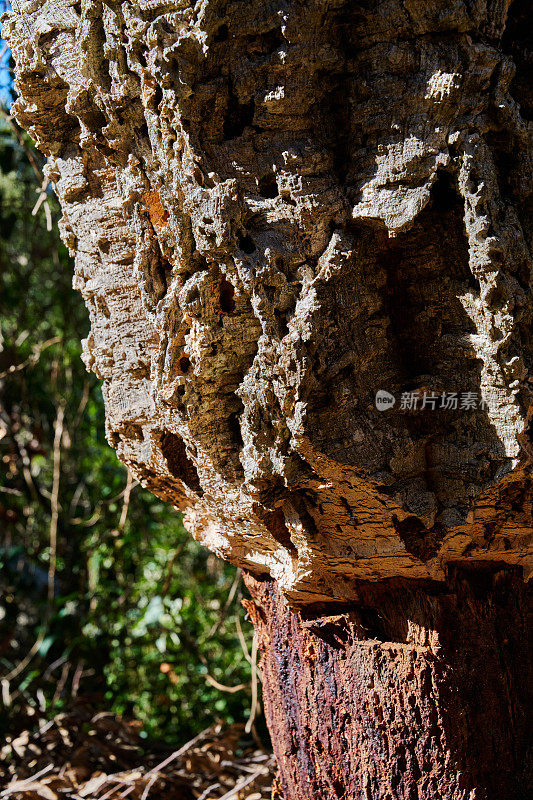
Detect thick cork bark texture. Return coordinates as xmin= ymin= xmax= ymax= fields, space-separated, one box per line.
xmin=5 ymin=2 xmax=533 ymax=797
xmin=5 ymin=0 xmax=533 ymax=603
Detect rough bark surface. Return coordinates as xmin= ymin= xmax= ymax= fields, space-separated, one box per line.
xmin=5 ymin=3 xmax=533 ymax=799
xmin=245 ymin=568 xmax=532 ymax=800
xmin=5 ymin=0 xmax=533 ymax=604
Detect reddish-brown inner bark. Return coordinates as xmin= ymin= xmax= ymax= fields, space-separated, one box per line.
xmin=244 ymin=568 xmax=532 ymax=800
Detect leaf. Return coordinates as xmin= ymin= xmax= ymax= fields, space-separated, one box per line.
xmin=37 ymin=636 xmax=54 ymax=657
xmin=132 ymin=595 xmax=164 ymax=636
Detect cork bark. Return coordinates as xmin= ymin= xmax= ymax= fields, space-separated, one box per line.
xmin=4 ymin=0 xmax=533 ymax=797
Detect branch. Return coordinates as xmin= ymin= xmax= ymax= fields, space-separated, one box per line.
xmin=48 ymin=403 xmax=64 ymax=604
xmin=0 ymin=336 xmax=61 ymax=380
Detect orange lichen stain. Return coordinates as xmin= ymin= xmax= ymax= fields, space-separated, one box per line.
xmin=143 ymin=190 xmax=169 ymax=228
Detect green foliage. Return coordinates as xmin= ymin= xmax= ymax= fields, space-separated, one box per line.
xmin=0 ymin=117 xmax=254 ymax=744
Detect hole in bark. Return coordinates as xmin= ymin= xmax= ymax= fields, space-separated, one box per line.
xmin=382 ymin=173 xmax=479 ymax=380
xmin=392 ymin=515 xmax=438 ymax=561
xmin=275 ymin=310 xmax=289 ymax=338
xmin=339 ymin=364 xmax=354 ymax=381
xmin=280 ymin=190 xmax=296 ymax=206
xmin=265 ymin=507 xmax=297 ymax=555
xmin=246 ymin=27 xmax=284 ymax=55
xmin=152 ymin=84 xmax=163 ymax=109
xmin=161 ymin=257 xmax=173 ymax=275
xmin=327 ymin=83 xmax=353 ymax=186
xmin=213 ymin=23 xmax=228 ymax=42
xmin=218 ymin=278 xmax=236 ymax=313
xmin=258 ymin=173 xmax=278 ymax=198
xmin=149 ymin=246 xmax=170 ymax=300
xmin=160 ymin=432 xmax=203 ymax=496
xmin=77 ymin=94 xmax=108 ymax=133
xmin=179 ymin=356 xmax=191 ymax=374
xmin=223 ymin=88 xmax=255 ymax=140
xmin=228 ymin=410 xmax=243 ymax=448
xmin=193 ymin=165 xmax=205 ymax=186
xmin=485 ymin=284 xmax=508 ymax=308
xmin=430 ymin=169 xmax=460 ymax=213
xmin=340 ymin=497 xmax=353 ymax=518
xmin=304 ymin=491 xmax=318 ymax=508
xmin=124 ymin=423 xmax=143 ymax=441
xmin=357 ymin=607 xmax=388 ymax=642
xmin=238 ymin=232 xmax=256 ymax=253
xmin=501 ymin=0 xmax=533 ymax=122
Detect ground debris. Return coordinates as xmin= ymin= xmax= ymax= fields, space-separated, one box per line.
xmin=0 ymin=706 xmax=276 ymax=800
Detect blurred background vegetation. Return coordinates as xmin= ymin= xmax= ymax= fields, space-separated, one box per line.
xmin=0 ymin=11 xmax=257 ymax=747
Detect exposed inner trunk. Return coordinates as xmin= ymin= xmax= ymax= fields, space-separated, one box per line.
xmin=244 ymin=568 xmax=532 ymax=800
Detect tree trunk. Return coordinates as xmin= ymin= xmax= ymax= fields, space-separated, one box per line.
xmin=5 ymin=0 xmax=532 ymax=797
xmin=244 ymin=568 xmax=532 ymax=800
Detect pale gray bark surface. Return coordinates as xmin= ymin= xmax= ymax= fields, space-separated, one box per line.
xmin=5 ymin=0 xmax=532 ymax=606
